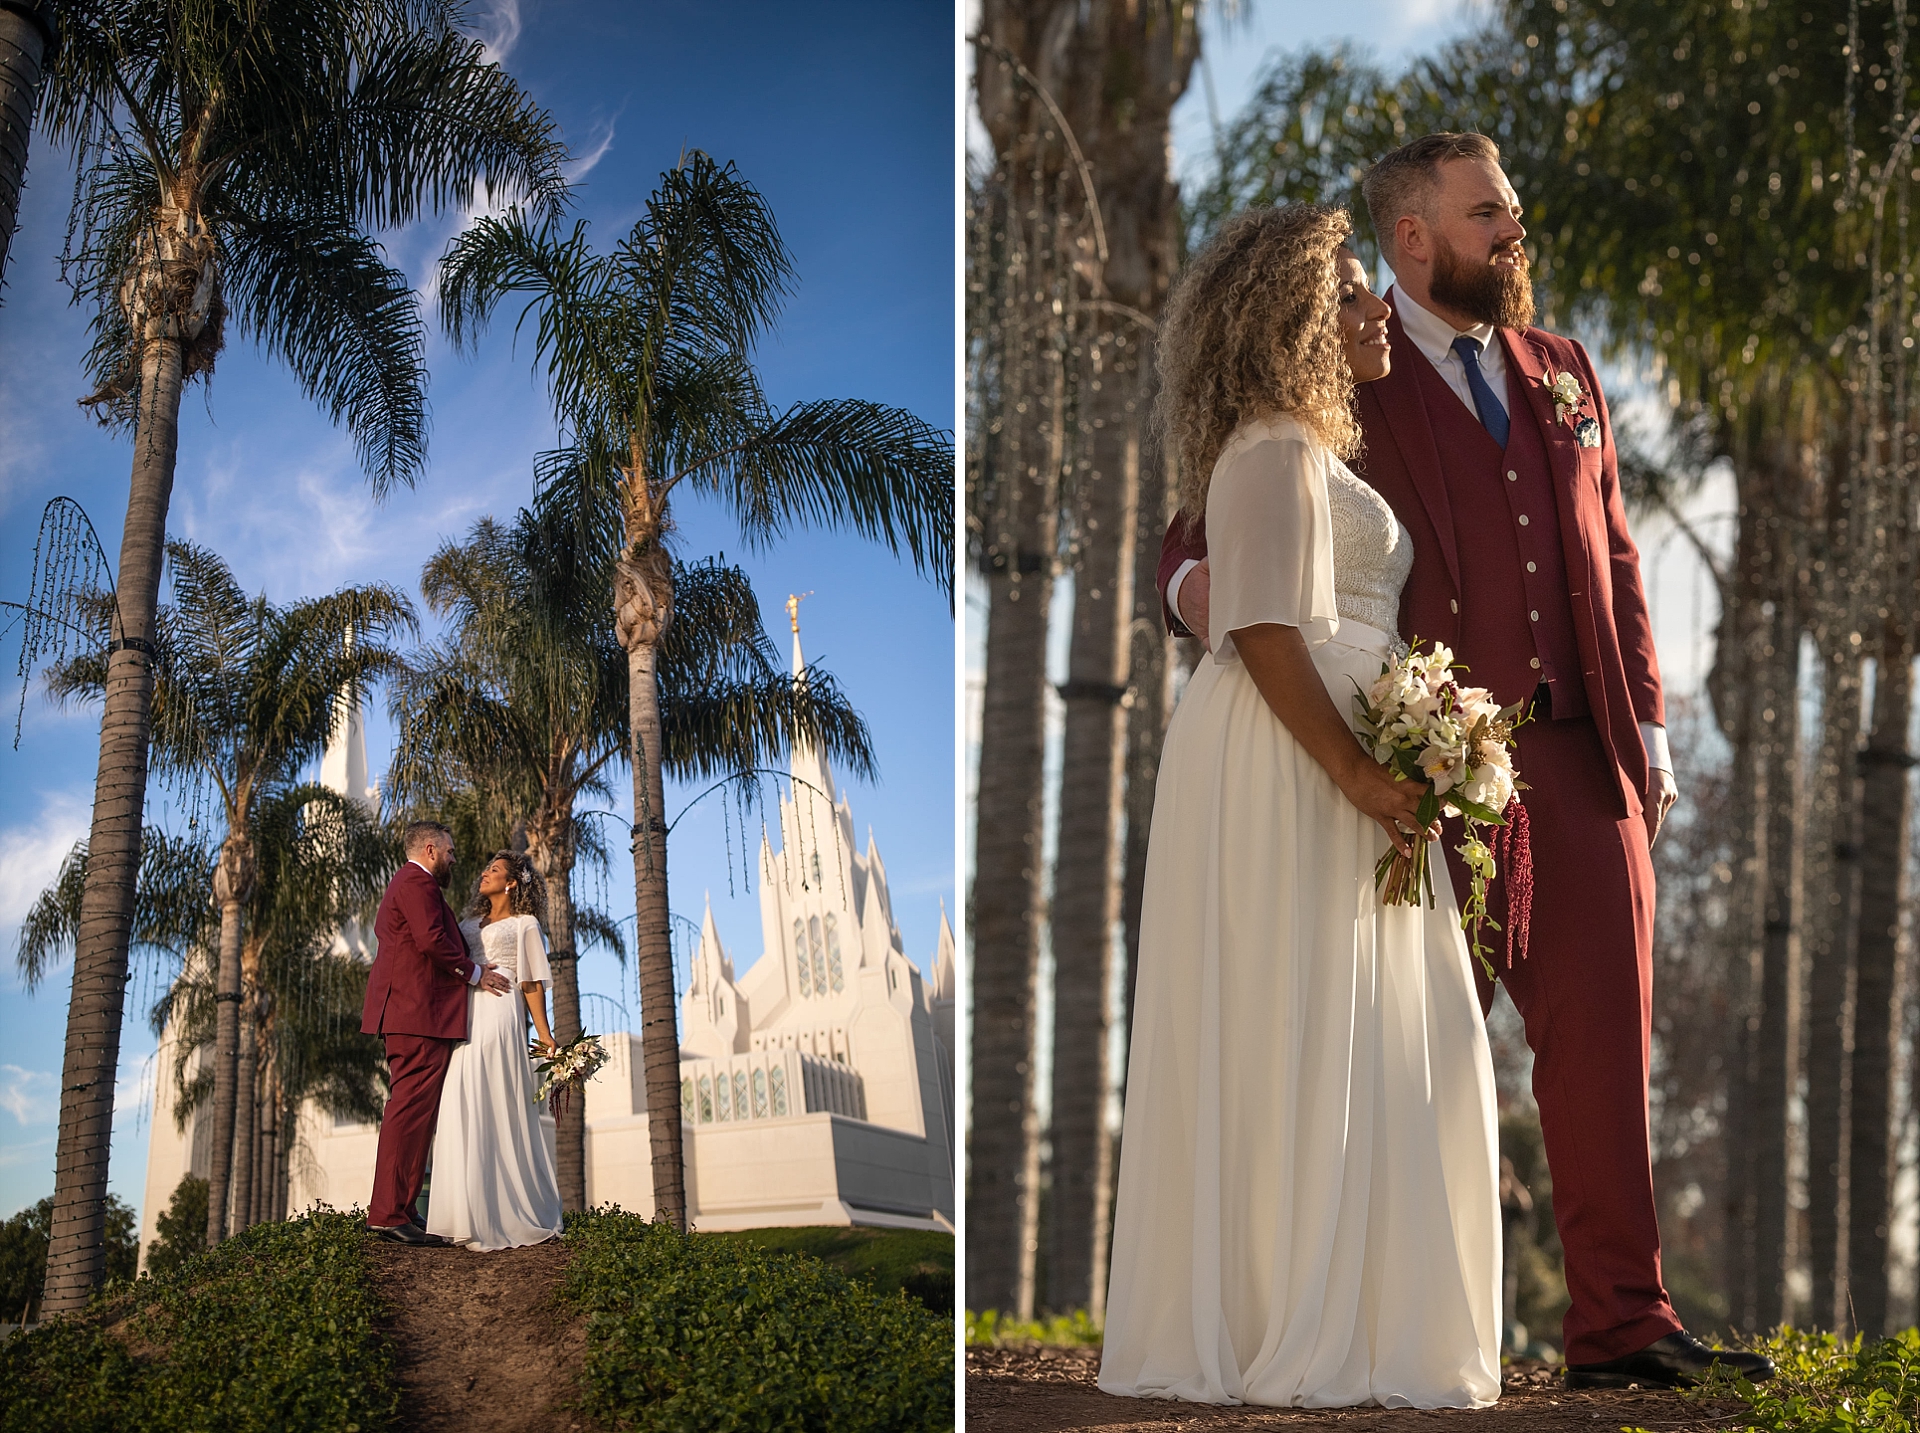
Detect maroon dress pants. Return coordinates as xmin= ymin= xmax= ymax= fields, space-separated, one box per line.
xmin=368 ymin=1033 xmax=454 ymax=1228
xmin=1448 ymin=713 xmax=1684 ymax=1365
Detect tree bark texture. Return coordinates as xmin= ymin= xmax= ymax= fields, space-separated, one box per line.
xmin=230 ymin=1006 xmax=257 ymax=1237
xmin=0 ymin=0 xmax=51 ymax=305
xmin=1801 ymin=645 xmax=1863 ymax=1329
xmin=1752 ymin=584 xmax=1803 ymax=1328
xmin=1846 ymin=634 xmax=1913 ymax=1334
xmin=626 ymin=637 xmax=685 ymax=1230
xmin=205 ymin=830 xmax=254 ymax=1246
xmin=41 ymin=334 xmax=184 ymax=1314
xmin=1046 ymin=331 xmax=1141 ymax=1316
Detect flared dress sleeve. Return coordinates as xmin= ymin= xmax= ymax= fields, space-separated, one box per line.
xmin=1205 ymin=429 xmax=1340 ymax=663
xmin=517 ymin=916 xmax=553 ymax=990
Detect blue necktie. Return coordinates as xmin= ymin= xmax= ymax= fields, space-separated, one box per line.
xmin=1451 ymin=335 xmax=1510 ymax=449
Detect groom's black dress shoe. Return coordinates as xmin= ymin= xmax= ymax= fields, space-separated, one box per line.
xmin=1564 ymin=1330 xmax=1774 ymax=1390
xmin=368 ymin=1221 xmax=450 ymax=1247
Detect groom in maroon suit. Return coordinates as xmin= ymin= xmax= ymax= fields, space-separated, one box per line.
xmin=360 ymin=820 xmax=511 ymax=1244
xmin=1159 ymin=134 xmax=1771 ymax=1388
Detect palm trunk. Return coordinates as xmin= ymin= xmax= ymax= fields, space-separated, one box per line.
xmin=1046 ymin=327 xmax=1142 ymax=1317
xmin=1718 ymin=678 xmax=1765 ymax=1329
xmin=1753 ymin=583 xmax=1804 ymax=1327
xmin=230 ymin=1003 xmax=258 ymax=1237
xmin=39 ymin=333 xmax=185 ymax=1315
xmin=1846 ymin=633 xmax=1913 ymax=1335
xmin=205 ymin=830 xmax=253 ymax=1246
xmin=0 ymin=0 xmax=52 ymax=303
xmin=533 ymin=821 xmax=586 ymax=1211
xmin=1803 ymin=645 xmax=1864 ymax=1328
xmin=627 ymin=638 xmax=685 ymax=1229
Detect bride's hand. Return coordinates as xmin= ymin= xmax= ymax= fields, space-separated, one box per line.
xmin=1337 ymin=759 xmax=1439 ymax=858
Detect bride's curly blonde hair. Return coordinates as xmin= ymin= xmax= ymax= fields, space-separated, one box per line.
xmin=1159 ymin=203 xmax=1361 ymax=529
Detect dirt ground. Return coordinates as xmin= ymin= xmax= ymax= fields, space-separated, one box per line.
xmin=965 ymin=1348 xmax=1754 ymax=1432
xmin=368 ymin=1239 xmax=604 ymax=1433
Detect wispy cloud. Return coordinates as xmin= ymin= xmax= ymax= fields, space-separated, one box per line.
xmin=565 ymin=115 xmax=620 ymax=185
xmin=0 ymin=1066 xmax=57 ymax=1126
xmin=0 ymin=790 xmax=89 ymax=943
xmin=470 ymin=0 xmax=523 ymax=65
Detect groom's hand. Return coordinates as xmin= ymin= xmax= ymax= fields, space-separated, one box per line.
xmin=478 ymin=964 xmax=512 ymax=996
xmin=1645 ymin=768 xmax=1678 ymax=848
xmin=1182 ymin=559 xmax=1213 ymax=651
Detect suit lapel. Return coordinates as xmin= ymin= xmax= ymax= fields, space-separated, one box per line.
xmin=1372 ymin=298 xmax=1461 ymax=590
xmin=1501 ymin=329 xmax=1583 ymax=512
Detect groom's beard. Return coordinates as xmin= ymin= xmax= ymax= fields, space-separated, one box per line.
xmin=1429 ymin=234 xmax=1536 ymax=330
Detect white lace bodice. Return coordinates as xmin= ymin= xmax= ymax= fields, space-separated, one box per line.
xmin=459 ymin=914 xmax=551 ymax=986
xmin=1326 ymin=458 xmax=1412 ymax=639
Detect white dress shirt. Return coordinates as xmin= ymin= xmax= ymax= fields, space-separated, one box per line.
xmin=1168 ymin=286 xmax=1671 ymax=777
xmin=412 ymin=858 xmax=483 ymax=984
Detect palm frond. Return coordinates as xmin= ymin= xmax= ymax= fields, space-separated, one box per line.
xmin=680 ymin=399 xmax=955 ymax=596
xmin=219 ymin=210 xmax=429 ymax=492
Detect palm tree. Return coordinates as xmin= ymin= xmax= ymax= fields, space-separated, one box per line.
xmin=387 ymin=506 xmax=879 ymax=1210
xmin=29 ymin=0 xmax=563 ymax=1311
xmin=436 ymin=154 xmax=952 ymax=1229
xmin=49 ymin=540 xmax=414 ymax=1247
xmin=0 ymin=0 xmax=55 ymax=301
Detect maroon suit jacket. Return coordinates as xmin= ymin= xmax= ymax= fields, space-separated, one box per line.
xmin=1159 ymin=298 xmax=1664 ymax=818
xmin=361 ymin=862 xmax=477 ymax=1040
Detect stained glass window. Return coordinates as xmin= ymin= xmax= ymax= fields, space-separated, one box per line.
xmin=698 ymin=1075 xmax=714 ymax=1123
xmin=681 ymin=1079 xmax=694 ymax=1121
xmin=714 ymin=1071 xmax=730 ymax=1120
xmin=808 ymin=917 xmax=828 ymax=996
xmin=770 ymin=1064 xmax=788 ymax=1116
xmin=825 ymin=914 xmax=844 ymax=992
xmin=793 ymin=918 xmax=810 ymax=997
xmin=753 ymin=1067 xmax=769 ymax=1118
xmin=733 ymin=1071 xmax=750 ymax=1121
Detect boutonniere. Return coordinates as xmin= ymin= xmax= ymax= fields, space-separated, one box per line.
xmin=1541 ymin=369 xmax=1603 ymax=449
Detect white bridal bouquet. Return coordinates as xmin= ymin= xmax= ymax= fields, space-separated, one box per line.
xmin=533 ymin=1032 xmax=609 ymax=1117
xmin=1351 ymin=641 xmax=1530 ymax=977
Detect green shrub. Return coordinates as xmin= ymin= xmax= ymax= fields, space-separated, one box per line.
xmin=0 ymin=1195 xmax=138 ymax=1324
xmin=563 ymin=1208 xmax=953 ymax=1432
xmin=1664 ymin=1328 xmax=1920 ymax=1433
xmin=964 ymin=1308 xmax=1101 ymax=1347
xmin=142 ymin=1176 xmax=209 ymax=1281
xmin=700 ymin=1226 xmax=953 ymax=1315
xmin=0 ymin=1207 xmax=398 ymax=1433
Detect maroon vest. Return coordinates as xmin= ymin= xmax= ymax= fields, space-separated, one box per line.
xmin=1411 ymin=353 xmax=1587 ymax=718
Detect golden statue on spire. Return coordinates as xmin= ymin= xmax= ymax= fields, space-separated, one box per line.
xmin=786 ymin=590 xmax=813 ymax=634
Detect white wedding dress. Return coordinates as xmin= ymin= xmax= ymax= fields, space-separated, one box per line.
xmin=426 ymin=913 xmax=565 ymax=1250
xmin=1099 ymin=416 xmax=1502 ymax=1409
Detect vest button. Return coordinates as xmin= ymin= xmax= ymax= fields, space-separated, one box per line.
xmin=1530 ymin=657 xmax=1542 ymax=669
xmin=1527 ymin=561 xmax=1537 ymax=573
xmin=1530 ymin=610 xmax=1539 ymax=621
xmin=1518 ymin=514 xmax=1530 ymax=525
xmin=1450 ymin=599 xmax=1459 ymax=614
xmin=1506 ymin=470 xmax=1518 ymax=481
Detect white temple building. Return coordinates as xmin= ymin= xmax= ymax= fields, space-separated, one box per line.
xmin=137 ymin=604 xmax=955 ymax=1265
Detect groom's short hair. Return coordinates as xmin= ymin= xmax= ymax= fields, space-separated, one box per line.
xmin=1361 ymin=132 xmax=1503 ymax=260
xmin=403 ymin=820 xmax=453 ymax=856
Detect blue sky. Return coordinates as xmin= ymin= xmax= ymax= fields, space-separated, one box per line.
xmin=0 ymin=0 xmax=954 ymax=1222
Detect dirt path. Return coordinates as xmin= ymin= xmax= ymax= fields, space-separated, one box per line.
xmin=368 ymin=1239 xmax=603 ymax=1433
xmin=966 ymin=1349 xmax=1754 ymax=1433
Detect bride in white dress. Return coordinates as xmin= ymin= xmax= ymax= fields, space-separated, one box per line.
xmin=1099 ymin=208 xmax=1501 ymax=1408
xmin=426 ymin=849 xmax=565 ymax=1250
